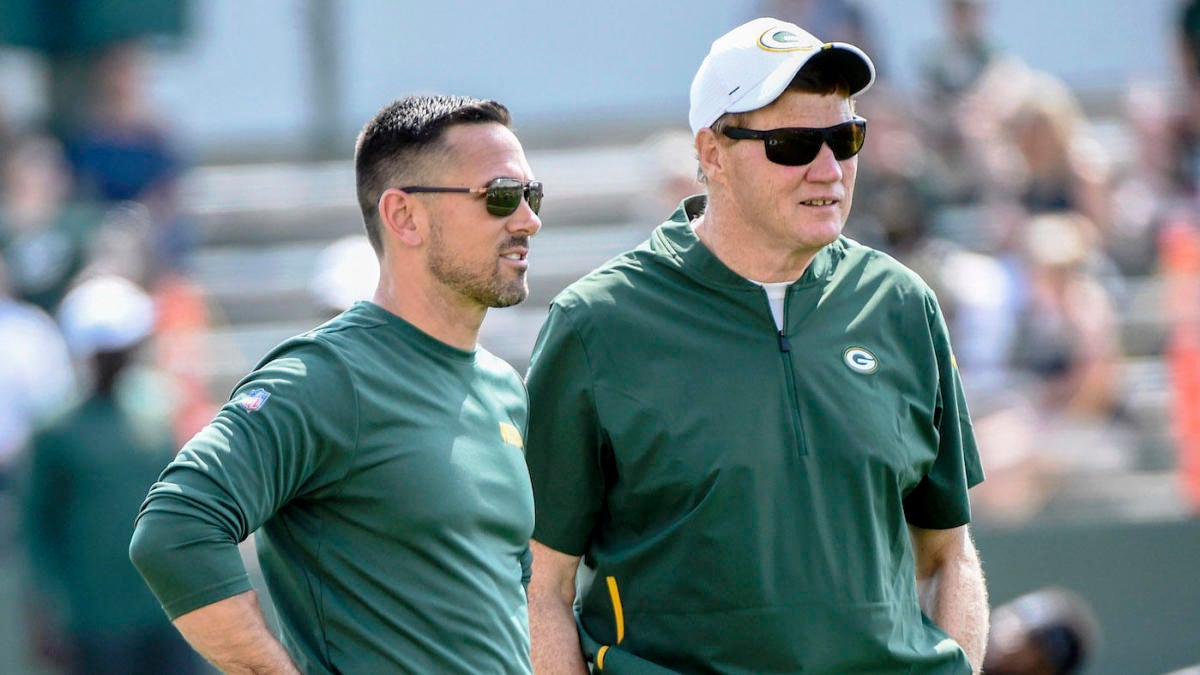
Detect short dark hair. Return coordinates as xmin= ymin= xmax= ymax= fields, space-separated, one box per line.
xmin=354 ymin=95 xmax=511 ymax=253
xmin=786 ymin=52 xmax=857 ymax=98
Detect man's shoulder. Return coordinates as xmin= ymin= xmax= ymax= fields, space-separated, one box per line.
xmin=269 ymin=303 xmax=389 ymax=362
xmin=246 ymin=329 xmax=352 ymax=389
xmin=833 ymin=236 xmax=934 ymax=296
xmin=553 ymin=229 xmax=677 ymax=309
xmin=473 ymin=343 xmax=525 ymax=385
xmin=305 ymin=303 xmax=388 ymax=339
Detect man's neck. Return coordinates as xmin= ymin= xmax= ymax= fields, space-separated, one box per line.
xmin=690 ymin=200 xmax=820 ymax=283
xmin=372 ymin=276 xmax=484 ymax=352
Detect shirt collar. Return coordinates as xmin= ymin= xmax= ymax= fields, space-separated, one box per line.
xmin=652 ymin=195 xmax=843 ymax=290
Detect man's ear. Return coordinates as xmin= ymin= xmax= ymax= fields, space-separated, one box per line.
xmin=695 ymin=127 xmax=726 ymax=186
xmin=378 ymin=188 xmax=424 ymax=247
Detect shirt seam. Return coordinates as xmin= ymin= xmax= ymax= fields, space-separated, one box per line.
xmin=554 ymin=300 xmax=602 ymax=424
xmin=304 ymin=333 xmax=363 ymax=669
xmin=548 ymin=298 xmax=607 ymax=556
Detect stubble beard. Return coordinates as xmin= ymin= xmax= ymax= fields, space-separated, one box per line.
xmin=427 ymin=220 xmax=528 ymax=309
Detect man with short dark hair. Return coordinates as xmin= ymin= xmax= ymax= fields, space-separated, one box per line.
xmin=525 ymin=18 xmax=988 ymax=673
xmin=131 ymin=94 xmax=543 ymax=674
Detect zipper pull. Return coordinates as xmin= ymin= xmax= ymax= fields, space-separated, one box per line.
xmin=778 ymin=330 xmax=791 ymax=352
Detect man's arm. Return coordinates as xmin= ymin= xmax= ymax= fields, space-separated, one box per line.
xmin=129 ymin=344 xmax=357 ymax=669
xmin=172 ymin=590 xmax=300 ymax=674
xmin=910 ymin=524 xmax=989 ymax=673
xmin=528 ymin=539 xmax=589 ymax=674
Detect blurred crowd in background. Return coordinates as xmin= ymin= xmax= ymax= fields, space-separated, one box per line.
xmin=0 ymin=32 xmax=211 ymax=675
xmin=793 ymin=0 xmax=1200 ymax=525
xmin=3 ymin=0 xmax=1200 ymax=673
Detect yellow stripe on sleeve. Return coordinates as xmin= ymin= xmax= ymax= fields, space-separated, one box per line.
xmin=606 ymin=575 xmax=625 ymax=644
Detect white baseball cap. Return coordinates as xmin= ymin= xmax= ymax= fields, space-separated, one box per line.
xmin=309 ymin=235 xmax=379 ymax=312
xmin=57 ymin=274 xmax=156 ymax=358
xmin=689 ymin=17 xmax=876 ymax=136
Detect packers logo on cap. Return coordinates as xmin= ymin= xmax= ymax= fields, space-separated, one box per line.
xmin=758 ymin=29 xmax=815 ymax=52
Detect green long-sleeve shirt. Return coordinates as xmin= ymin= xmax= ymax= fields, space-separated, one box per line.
xmin=130 ymin=302 xmax=535 ymax=674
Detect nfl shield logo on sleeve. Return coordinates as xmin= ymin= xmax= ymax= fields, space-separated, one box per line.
xmin=236 ymin=388 xmax=271 ymax=412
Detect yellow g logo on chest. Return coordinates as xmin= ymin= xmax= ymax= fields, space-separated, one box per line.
xmin=499 ymin=422 xmax=523 ymax=448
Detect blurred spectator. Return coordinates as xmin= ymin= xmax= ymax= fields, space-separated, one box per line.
xmin=1106 ymin=82 xmax=1176 ymax=276
xmin=918 ymin=0 xmax=997 ymax=105
xmin=81 ymin=200 xmax=219 ymax=446
xmin=913 ymin=0 xmax=1002 ymax=211
xmin=309 ymin=234 xmax=379 ymax=318
xmin=20 ymin=274 xmax=200 ymax=675
xmin=1171 ymin=0 xmax=1200 ymax=197
xmin=1011 ymin=213 xmax=1121 ymax=413
xmin=0 ymin=258 xmax=76 ymax=511
xmin=851 ymin=88 xmax=1017 ymax=394
xmin=632 ymin=129 xmax=704 ymax=225
xmin=1008 ymin=211 xmax=1135 ymax=472
xmin=62 ymin=41 xmax=193 ymax=276
xmin=0 ymin=134 xmax=98 ymax=312
xmin=912 ymin=2 xmax=1110 ymax=262
xmin=929 ymin=56 xmax=1113 ymax=257
xmin=1002 ymin=72 xmax=1112 ymax=232
xmin=967 ymin=391 xmax=1058 ymax=526
xmin=0 ymin=95 xmax=13 ymax=156
xmin=151 ymin=268 xmax=219 ymax=446
xmin=969 ymin=213 xmax=1136 ymax=525
xmin=1162 ymin=0 xmax=1200 ymax=510
xmin=983 ymin=587 xmax=1100 ymax=675
xmin=1179 ymin=0 xmax=1200 ymax=88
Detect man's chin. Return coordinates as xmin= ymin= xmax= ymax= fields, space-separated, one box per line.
xmin=489 ymin=287 xmax=529 ymax=309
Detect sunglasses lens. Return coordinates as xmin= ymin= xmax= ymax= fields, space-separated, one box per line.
xmin=828 ymin=121 xmax=866 ymax=160
xmin=486 ymin=180 xmax=524 ymax=217
xmin=762 ymin=121 xmax=866 ymax=166
xmin=485 ymin=179 xmax=542 ymax=217
xmin=526 ymin=182 xmax=543 ymax=215
xmin=764 ymin=130 xmax=824 ymax=166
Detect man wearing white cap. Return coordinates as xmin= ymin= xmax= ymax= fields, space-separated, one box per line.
xmin=524 ymin=17 xmax=988 ymax=673
xmin=23 ymin=274 xmax=202 ymax=675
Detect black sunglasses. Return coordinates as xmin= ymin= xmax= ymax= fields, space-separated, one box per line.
xmin=400 ymin=177 xmax=543 ymax=217
xmin=722 ymin=118 xmax=867 ymax=166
